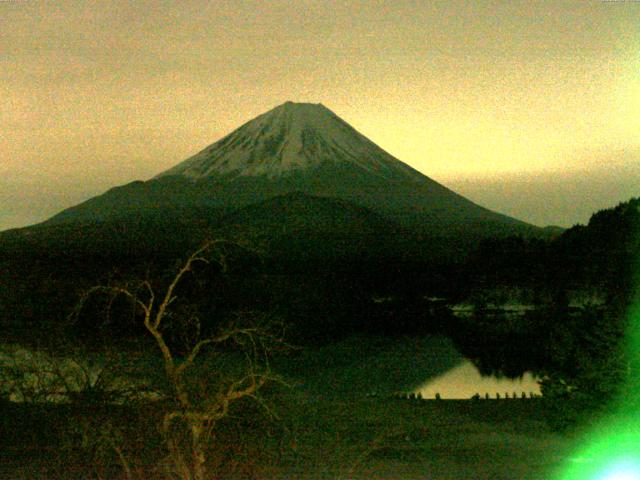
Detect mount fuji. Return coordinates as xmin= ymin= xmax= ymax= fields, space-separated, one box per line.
xmin=42 ymin=101 xmax=537 ymax=243
xmin=0 ymin=101 xmax=550 ymax=333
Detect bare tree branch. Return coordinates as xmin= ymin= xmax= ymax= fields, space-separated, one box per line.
xmin=71 ymin=237 xmax=290 ymax=480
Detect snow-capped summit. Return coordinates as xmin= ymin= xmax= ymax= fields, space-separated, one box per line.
xmin=156 ymin=101 xmax=425 ymax=181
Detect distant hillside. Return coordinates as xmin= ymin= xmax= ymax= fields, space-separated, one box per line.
xmin=464 ymin=196 xmax=640 ymax=306
xmin=217 ymin=192 xmax=418 ymax=271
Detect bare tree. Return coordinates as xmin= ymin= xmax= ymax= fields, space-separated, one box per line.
xmin=74 ymin=239 xmax=289 ymax=480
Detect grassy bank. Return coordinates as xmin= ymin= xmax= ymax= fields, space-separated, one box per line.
xmin=1 ymin=393 xmax=574 ymax=479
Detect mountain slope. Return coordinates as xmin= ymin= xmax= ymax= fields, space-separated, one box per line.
xmin=43 ymin=101 xmax=538 ymax=241
xmin=217 ymin=191 xmax=413 ymax=270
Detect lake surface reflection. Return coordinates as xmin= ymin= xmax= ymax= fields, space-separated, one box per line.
xmin=414 ymin=360 xmax=541 ymax=399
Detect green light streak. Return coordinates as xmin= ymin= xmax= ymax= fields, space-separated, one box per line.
xmin=555 ymin=420 xmax=640 ymax=479
xmin=553 ymin=299 xmax=640 ymax=480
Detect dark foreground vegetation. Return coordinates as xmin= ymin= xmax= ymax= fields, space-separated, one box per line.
xmin=0 ymin=197 xmax=638 ymax=478
xmin=451 ymin=198 xmax=640 ymax=429
xmin=1 ymin=390 xmax=574 ymax=479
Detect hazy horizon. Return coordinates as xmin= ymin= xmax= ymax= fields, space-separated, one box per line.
xmin=2 ymin=1 xmax=639 ymax=231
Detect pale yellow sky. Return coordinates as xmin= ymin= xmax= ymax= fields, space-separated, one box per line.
xmin=1 ymin=0 xmax=639 ymax=230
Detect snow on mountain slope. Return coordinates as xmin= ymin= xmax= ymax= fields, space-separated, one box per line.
xmin=156 ymin=101 xmax=426 ymax=181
